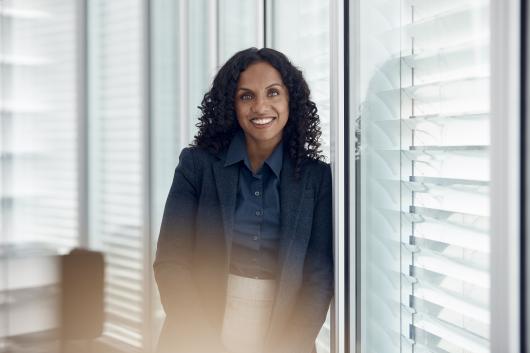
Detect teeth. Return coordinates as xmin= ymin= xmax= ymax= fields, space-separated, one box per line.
xmin=251 ymin=117 xmax=275 ymax=125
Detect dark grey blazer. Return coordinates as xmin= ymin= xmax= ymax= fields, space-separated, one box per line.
xmin=153 ymin=145 xmax=333 ymax=353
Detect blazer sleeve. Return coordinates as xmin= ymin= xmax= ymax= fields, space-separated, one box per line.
xmin=153 ymin=148 xmax=220 ymax=352
xmin=274 ymin=164 xmax=334 ymax=353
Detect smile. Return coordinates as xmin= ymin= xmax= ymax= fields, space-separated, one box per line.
xmin=250 ymin=117 xmax=276 ymax=127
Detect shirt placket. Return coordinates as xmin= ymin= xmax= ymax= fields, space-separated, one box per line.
xmin=251 ymin=173 xmax=264 ymax=275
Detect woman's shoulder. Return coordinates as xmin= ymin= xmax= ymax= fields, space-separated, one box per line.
xmin=299 ymin=158 xmax=332 ymax=192
xmin=179 ymin=145 xmax=218 ymax=162
xmin=302 ymin=157 xmax=331 ymax=176
xmin=177 ymin=146 xmax=221 ymax=178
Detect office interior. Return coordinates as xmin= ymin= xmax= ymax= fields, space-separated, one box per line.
xmin=0 ymin=0 xmax=527 ymax=352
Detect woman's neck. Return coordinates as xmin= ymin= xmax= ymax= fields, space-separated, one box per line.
xmin=244 ymin=136 xmax=281 ymax=174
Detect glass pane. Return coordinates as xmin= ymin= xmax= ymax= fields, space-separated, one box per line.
xmin=218 ymin=0 xmax=262 ymax=64
xmin=354 ymin=1 xmax=491 ymax=352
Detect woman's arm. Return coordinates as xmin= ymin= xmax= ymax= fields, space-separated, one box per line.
xmin=274 ymin=164 xmax=334 ymax=353
xmin=153 ymin=148 xmax=219 ymax=352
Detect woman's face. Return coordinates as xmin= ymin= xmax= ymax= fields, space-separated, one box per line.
xmin=235 ymin=61 xmax=289 ymax=148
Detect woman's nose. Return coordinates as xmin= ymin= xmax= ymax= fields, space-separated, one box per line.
xmin=251 ymin=96 xmax=268 ymax=114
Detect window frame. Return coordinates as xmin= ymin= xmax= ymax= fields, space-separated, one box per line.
xmin=489 ymin=0 xmax=523 ymax=351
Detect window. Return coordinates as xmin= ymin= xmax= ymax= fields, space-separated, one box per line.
xmin=355 ymin=0 xmax=491 ymax=352
xmin=218 ymin=0 xmax=263 ymax=64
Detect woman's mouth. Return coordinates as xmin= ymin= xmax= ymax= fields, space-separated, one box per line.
xmin=250 ymin=117 xmax=276 ymax=128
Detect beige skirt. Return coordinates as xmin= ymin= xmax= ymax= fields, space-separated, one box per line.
xmin=221 ymin=274 xmax=277 ymax=353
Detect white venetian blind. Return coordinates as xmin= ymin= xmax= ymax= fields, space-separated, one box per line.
xmin=88 ymin=0 xmax=147 ymax=349
xmin=399 ymin=1 xmax=490 ymax=352
xmin=358 ymin=0 xmax=490 ymax=352
xmin=0 ymin=0 xmax=79 ymax=250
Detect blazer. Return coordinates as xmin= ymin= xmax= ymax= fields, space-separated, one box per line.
xmin=153 ymin=145 xmax=334 ymax=353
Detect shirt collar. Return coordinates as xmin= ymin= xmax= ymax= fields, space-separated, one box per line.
xmin=224 ymin=130 xmax=283 ymax=177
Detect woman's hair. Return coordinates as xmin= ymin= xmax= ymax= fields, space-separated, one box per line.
xmin=191 ymin=47 xmax=324 ymax=178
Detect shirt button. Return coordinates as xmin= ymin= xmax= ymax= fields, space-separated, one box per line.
xmin=255 ymin=210 xmax=263 ymax=216
xmin=253 ymin=235 xmax=258 ymax=241
xmin=254 ymin=191 xmax=261 ymax=196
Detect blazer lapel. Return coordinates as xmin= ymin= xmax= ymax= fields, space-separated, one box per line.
xmin=212 ymin=154 xmax=239 ymax=269
xmin=265 ymin=155 xmax=310 ymax=346
xmin=277 ymin=157 xmax=308 ymax=278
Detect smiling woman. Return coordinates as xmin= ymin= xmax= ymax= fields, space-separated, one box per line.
xmin=194 ymin=48 xmax=324 ymax=180
xmin=153 ymin=47 xmax=333 ymax=353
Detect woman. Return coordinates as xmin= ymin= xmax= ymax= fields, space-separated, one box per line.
xmin=153 ymin=47 xmax=333 ymax=353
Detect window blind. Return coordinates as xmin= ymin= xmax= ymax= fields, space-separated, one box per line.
xmin=400 ymin=1 xmax=490 ymax=352
xmin=88 ymin=0 xmax=146 ymax=349
xmin=0 ymin=0 xmax=79 ymax=250
xmin=358 ymin=0 xmax=490 ymax=352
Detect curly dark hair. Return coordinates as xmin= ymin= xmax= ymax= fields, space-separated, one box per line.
xmin=192 ymin=47 xmax=324 ymax=179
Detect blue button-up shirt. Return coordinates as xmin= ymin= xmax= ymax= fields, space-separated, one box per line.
xmin=224 ymin=130 xmax=283 ymax=279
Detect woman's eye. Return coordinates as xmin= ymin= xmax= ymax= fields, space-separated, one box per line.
xmin=240 ymin=93 xmax=253 ymax=100
xmin=268 ymin=89 xmax=279 ymax=97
